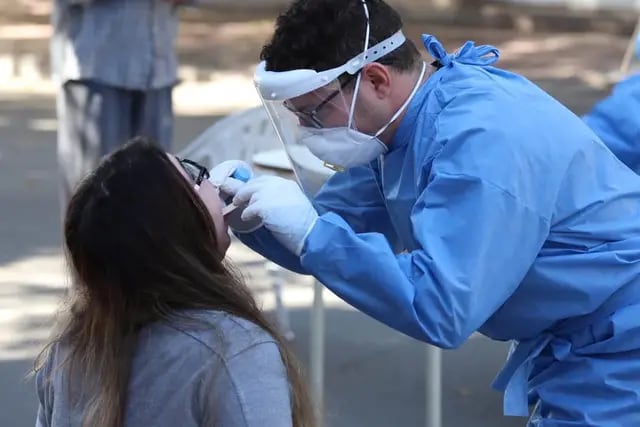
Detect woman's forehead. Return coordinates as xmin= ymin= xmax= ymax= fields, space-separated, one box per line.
xmin=167 ymin=153 xmax=190 ymax=181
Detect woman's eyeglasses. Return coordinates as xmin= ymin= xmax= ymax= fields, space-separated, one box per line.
xmin=175 ymin=156 xmax=209 ymax=189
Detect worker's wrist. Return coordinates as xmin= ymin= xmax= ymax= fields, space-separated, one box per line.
xmin=295 ymin=214 xmax=319 ymax=257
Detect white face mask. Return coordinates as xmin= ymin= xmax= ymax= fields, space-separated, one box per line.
xmin=299 ymin=61 xmax=427 ymax=171
xmin=299 ymin=126 xmax=389 ymax=171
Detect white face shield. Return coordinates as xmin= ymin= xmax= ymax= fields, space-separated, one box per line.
xmin=253 ymin=1 xmax=409 ymax=198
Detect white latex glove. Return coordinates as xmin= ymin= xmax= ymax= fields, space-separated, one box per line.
xmin=208 ymin=160 xmax=263 ymax=233
xmin=208 ymin=160 xmax=253 ymax=197
xmin=233 ymin=175 xmax=318 ymax=256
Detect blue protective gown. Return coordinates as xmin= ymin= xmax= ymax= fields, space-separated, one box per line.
xmin=239 ymin=35 xmax=640 ymax=425
xmin=583 ymin=73 xmax=640 ymax=171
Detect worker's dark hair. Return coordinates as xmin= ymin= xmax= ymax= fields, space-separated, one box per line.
xmin=261 ymin=0 xmax=422 ymax=78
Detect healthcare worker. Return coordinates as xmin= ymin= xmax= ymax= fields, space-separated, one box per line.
xmin=211 ymin=0 xmax=640 ymax=425
xmin=583 ymin=73 xmax=640 ymax=172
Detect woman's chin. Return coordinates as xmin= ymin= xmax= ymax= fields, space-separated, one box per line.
xmin=220 ymin=234 xmax=231 ymax=255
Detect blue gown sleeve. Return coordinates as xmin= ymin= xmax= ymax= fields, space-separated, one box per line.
xmin=300 ymin=89 xmax=552 ymax=348
xmin=234 ymin=227 xmax=308 ymax=274
xmin=583 ymin=74 xmax=640 ymax=170
xmin=314 ymin=163 xmax=400 ymax=242
xmin=235 ymin=163 xmax=400 ymax=273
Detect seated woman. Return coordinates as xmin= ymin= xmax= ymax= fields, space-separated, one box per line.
xmin=583 ymin=73 xmax=640 ymax=171
xmin=33 ymin=138 xmax=315 ymax=427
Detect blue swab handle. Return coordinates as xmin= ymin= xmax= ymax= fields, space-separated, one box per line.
xmin=231 ymin=168 xmax=251 ymax=183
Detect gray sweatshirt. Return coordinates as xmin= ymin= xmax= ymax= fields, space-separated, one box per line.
xmin=35 ymin=311 xmax=293 ymax=426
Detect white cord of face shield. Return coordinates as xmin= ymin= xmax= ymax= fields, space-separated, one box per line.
xmin=347 ymin=0 xmax=426 ymax=137
xmin=346 ymin=59 xmax=427 ymax=140
xmin=373 ymin=60 xmax=427 ymax=138
xmin=348 ymin=0 xmax=371 ymax=129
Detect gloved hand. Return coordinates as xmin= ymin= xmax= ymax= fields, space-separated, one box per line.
xmin=233 ymin=175 xmax=318 ymax=256
xmin=209 ymin=160 xmax=262 ymax=233
xmin=208 ymin=160 xmax=253 ymax=197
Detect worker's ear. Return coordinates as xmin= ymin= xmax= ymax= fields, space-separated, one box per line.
xmin=361 ymin=63 xmax=392 ymax=99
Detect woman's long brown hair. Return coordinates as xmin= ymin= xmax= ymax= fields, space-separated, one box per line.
xmin=34 ymin=138 xmax=316 ymax=427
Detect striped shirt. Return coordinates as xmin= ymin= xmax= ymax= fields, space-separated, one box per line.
xmin=51 ymin=0 xmax=189 ymax=90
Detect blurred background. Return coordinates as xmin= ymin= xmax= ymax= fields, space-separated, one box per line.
xmin=1 ymin=1 xmax=639 ymax=426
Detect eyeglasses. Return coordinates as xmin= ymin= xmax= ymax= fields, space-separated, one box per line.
xmin=285 ymin=73 xmax=358 ymax=129
xmin=175 ymin=156 xmax=209 ymax=189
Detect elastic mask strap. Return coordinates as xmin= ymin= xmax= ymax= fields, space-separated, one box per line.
xmin=374 ymin=61 xmax=427 ymax=138
xmin=347 ymin=0 xmax=372 ymax=129
xmin=348 ymin=73 xmax=362 ymax=129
